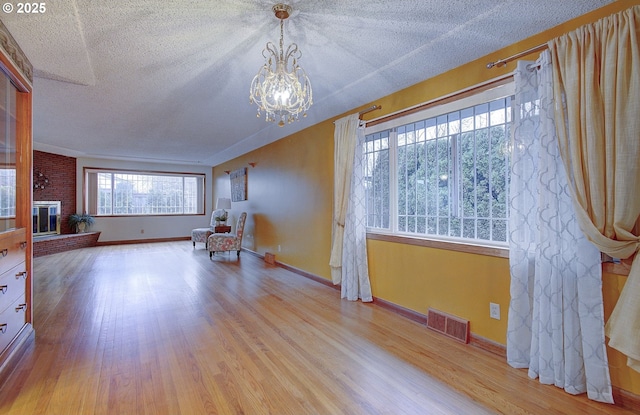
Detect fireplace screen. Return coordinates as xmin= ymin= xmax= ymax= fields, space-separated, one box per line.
xmin=33 ymin=201 xmax=61 ymax=236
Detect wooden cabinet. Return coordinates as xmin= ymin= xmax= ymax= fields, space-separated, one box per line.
xmin=0 ymin=21 xmax=33 ymax=381
xmin=0 ymin=229 xmax=28 ymax=352
xmin=0 ymin=230 xmax=28 ymax=273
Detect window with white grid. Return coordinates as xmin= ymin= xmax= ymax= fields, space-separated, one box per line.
xmin=364 ymin=130 xmax=390 ymax=229
xmin=0 ymin=169 xmax=15 ymax=218
xmin=86 ymin=170 xmax=205 ymax=216
xmin=364 ymin=83 xmax=513 ymax=245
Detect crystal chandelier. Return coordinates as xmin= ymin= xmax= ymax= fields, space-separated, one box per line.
xmin=250 ymin=4 xmax=312 ymax=127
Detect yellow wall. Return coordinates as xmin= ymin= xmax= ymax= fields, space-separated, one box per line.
xmin=367 ymin=239 xmax=510 ymax=341
xmin=214 ymin=121 xmax=335 ymax=279
xmin=214 ymin=0 xmax=640 ymax=395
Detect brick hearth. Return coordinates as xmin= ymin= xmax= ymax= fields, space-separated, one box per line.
xmin=33 ymin=232 xmax=101 ymax=258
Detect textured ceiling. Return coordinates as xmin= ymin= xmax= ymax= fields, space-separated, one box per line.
xmin=2 ymin=0 xmax=613 ymax=166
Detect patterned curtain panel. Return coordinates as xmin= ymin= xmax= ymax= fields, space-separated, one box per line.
xmin=507 ymin=53 xmax=613 ymax=403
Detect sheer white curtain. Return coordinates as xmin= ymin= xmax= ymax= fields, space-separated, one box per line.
xmin=507 ymin=52 xmax=613 ymax=403
xmin=330 ymin=114 xmax=372 ymax=302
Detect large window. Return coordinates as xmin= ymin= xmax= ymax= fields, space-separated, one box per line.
xmin=364 ymin=83 xmax=513 ymax=245
xmin=85 ymin=169 xmax=205 ymax=216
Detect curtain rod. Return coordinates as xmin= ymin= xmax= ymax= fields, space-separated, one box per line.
xmin=365 ymin=74 xmax=512 ymax=128
xmin=359 ymin=105 xmax=382 ymax=117
xmin=486 ymin=43 xmax=547 ymax=69
xmin=332 ymin=105 xmax=382 ymax=124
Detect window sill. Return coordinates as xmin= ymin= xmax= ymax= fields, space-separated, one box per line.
xmin=603 ymin=258 xmax=633 ymax=276
xmin=367 ymin=232 xmax=633 ymax=276
xmin=366 ymin=231 xmax=509 ymax=259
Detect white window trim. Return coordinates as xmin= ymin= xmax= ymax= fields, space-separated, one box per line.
xmin=83 ymin=168 xmax=206 ymax=217
xmin=367 ymin=82 xmax=515 ymax=135
xmin=364 ymin=81 xmax=515 ymax=253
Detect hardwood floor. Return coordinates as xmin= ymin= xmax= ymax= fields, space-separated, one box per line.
xmin=0 ymin=242 xmax=636 ymax=414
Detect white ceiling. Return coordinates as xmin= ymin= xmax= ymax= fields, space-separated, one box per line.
xmin=2 ymin=0 xmax=612 ymax=166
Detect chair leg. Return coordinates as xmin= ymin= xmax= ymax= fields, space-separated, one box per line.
xmin=192 ymin=241 xmax=195 ymax=247
xmin=209 ymin=251 xmax=213 ymax=258
xmin=237 ymin=250 xmax=240 ymax=258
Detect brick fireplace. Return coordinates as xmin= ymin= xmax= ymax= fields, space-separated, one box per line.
xmin=33 ymin=151 xmax=76 ymax=234
xmin=33 ymin=151 xmax=100 ymax=256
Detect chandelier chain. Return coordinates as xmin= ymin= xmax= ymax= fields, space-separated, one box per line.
xmin=279 ymin=19 xmax=284 ymax=61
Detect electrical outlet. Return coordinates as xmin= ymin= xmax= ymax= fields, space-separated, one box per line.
xmin=278 ymin=244 xmax=281 ymax=252
xmin=490 ymin=302 xmax=500 ymax=320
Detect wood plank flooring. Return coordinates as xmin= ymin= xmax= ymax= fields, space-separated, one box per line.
xmin=0 ymin=242 xmax=636 ymax=414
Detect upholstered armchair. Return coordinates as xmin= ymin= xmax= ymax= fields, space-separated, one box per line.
xmin=191 ymin=209 xmax=222 ymax=248
xmin=208 ymin=212 xmax=247 ymax=258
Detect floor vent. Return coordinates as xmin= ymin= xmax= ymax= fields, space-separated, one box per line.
xmin=426 ymin=308 xmax=470 ymax=344
xmin=264 ymin=252 xmax=276 ymax=265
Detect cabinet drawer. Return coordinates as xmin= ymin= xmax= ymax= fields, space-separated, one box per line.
xmin=0 ymin=294 xmax=27 ymax=353
xmin=0 ymin=229 xmax=27 ymax=275
xmin=0 ymin=262 xmax=26 ymax=314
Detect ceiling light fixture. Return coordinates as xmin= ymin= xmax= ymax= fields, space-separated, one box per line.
xmin=250 ymin=3 xmax=312 ymax=127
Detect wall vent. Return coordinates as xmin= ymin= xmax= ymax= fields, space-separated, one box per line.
xmin=426 ymin=308 xmax=470 ymax=344
xmin=264 ymin=252 xmax=276 ymax=265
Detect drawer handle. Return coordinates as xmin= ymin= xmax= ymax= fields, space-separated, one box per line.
xmin=15 ymin=303 xmax=27 ymax=312
xmin=1 ymin=249 xmax=7 ymax=257
xmin=0 ymin=324 xmax=6 ymax=334
xmin=19 ymin=241 xmax=27 ymax=249
xmin=15 ymin=271 xmax=27 ymax=280
xmin=0 ymin=285 xmax=6 ymax=294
